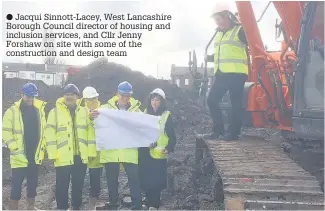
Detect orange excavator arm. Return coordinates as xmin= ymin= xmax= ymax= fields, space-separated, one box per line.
xmin=235 ymin=1 xmax=307 ymax=129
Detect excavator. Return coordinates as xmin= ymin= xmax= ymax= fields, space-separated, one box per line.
xmin=194 ymin=1 xmax=324 ymax=210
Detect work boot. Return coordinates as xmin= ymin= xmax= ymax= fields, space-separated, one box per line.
xmin=98 ymin=202 xmax=118 ymax=210
xmin=88 ymin=197 xmax=97 ymax=210
xmin=8 ymin=199 xmax=19 ymax=210
xmin=203 ymin=130 xmax=224 ymax=140
xmin=130 ymin=205 xmax=142 ymax=210
xmin=203 ymin=132 xmax=219 ymax=139
xmin=26 ymin=198 xmax=39 ymax=210
xmin=218 ymin=133 xmax=238 ymax=141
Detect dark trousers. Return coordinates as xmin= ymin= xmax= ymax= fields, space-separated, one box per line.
xmin=89 ymin=168 xmax=102 ymax=198
xmin=145 ymin=189 xmax=161 ymax=208
xmin=10 ymin=164 xmax=38 ymax=200
xmin=105 ymin=163 xmax=141 ymax=209
xmin=55 ymin=156 xmax=87 ymax=210
xmin=207 ymin=72 xmax=247 ymax=136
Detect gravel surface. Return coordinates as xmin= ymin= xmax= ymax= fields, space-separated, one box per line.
xmin=2 ymin=60 xmax=323 ymax=210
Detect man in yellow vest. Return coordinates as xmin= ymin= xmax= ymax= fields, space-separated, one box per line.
xmin=205 ymin=4 xmax=248 ymax=141
xmin=79 ymin=86 xmax=103 ymax=210
xmin=45 ymin=84 xmax=96 ymax=210
xmin=90 ymin=81 xmax=142 ymax=210
xmin=2 ymin=83 xmax=47 ymax=210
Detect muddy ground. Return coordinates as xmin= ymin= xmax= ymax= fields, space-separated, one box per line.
xmin=2 ymin=126 xmax=323 ymax=210
xmin=2 ymin=60 xmax=324 ymax=210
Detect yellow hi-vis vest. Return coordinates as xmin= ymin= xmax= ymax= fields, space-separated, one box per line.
xmin=45 ymin=97 xmax=96 ymax=167
xmin=99 ymin=96 xmax=142 ymax=165
xmin=144 ymin=110 xmax=171 ymax=159
xmin=78 ymin=98 xmax=104 ymax=169
xmin=214 ymin=25 xmax=248 ymax=75
xmin=2 ymin=99 xmax=47 ymax=168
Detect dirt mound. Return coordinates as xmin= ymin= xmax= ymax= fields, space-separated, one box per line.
xmin=2 ymin=60 xmax=216 ymax=210
xmin=2 ymin=78 xmax=61 ymax=113
xmin=67 ymin=59 xmax=187 ymax=104
xmin=64 ymin=59 xmax=214 ymax=209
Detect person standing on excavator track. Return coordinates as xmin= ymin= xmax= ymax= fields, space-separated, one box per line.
xmin=204 ymin=4 xmax=248 ymax=141
xmin=45 ymin=84 xmax=97 ymax=210
xmin=79 ymin=86 xmax=103 ymax=210
xmin=90 ymin=81 xmax=142 ymax=210
xmin=2 ymin=83 xmax=47 ymax=210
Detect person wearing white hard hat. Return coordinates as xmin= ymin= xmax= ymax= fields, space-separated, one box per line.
xmin=79 ymin=86 xmax=103 ymax=210
xmin=138 ymin=88 xmax=176 ymax=210
xmin=204 ymin=3 xmax=249 ymax=141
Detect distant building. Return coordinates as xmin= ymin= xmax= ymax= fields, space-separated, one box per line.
xmin=2 ymin=62 xmax=77 ymax=86
xmin=170 ymin=64 xmax=215 ymax=95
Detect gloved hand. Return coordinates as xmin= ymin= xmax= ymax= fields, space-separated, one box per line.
xmin=149 ymin=142 xmax=157 ymax=148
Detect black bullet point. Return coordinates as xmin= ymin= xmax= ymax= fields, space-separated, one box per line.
xmin=7 ymin=14 xmax=13 ymax=20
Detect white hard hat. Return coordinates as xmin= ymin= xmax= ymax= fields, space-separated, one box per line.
xmin=150 ymin=88 xmax=166 ymax=99
xmin=83 ymin=86 xmax=99 ymax=98
xmin=211 ymin=3 xmax=233 ymax=17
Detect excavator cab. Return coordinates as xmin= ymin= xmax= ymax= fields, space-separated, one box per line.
xmin=292 ymin=1 xmax=324 ymax=140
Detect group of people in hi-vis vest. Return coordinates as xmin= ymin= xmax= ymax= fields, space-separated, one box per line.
xmin=2 ymin=81 xmax=176 ymax=211
xmin=3 ymin=3 xmax=250 ymax=210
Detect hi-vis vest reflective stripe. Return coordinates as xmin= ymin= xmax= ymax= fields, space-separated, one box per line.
xmin=214 ymin=25 xmax=248 ymax=75
xmin=99 ymin=96 xmax=142 ymax=165
xmin=149 ymin=110 xmax=170 ymax=159
xmin=45 ymin=97 xmax=96 ymax=167
xmin=2 ymin=99 xmax=47 ymax=168
xmin=78 ymin=98 xmax=104 ymax=169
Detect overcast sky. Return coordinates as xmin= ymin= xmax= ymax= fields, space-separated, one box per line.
xmin=2 ymin=0 xmax=281 ymax=78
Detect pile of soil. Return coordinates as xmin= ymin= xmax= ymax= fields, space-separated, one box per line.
xmin=67 ymin=59 xmax=188 ymax=105
xmin=2 ymin=59 xmax=323 ymax=210
xmin=63 ymin=58 xmax=216 ymax=209
xmin=2 ymin=78 xmax=62 ymax=113
xmin=2 ymin=59 xmax=218 ymax=210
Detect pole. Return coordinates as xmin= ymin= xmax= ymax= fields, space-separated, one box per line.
xmin=203 ymin=29 xmax=218 ymax=112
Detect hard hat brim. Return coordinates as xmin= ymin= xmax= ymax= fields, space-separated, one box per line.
xmin=211 ymin=11 xmax=223 ymax=17
xmin=150 ymin=92 xmax=166 ymax=99
xmin=85 ymin=93 xmax=99 ymax=98
xmin=24 ymin=92 xmax=38 ymax=97
xmin=118 ymin=90 xmax=133 ymax=94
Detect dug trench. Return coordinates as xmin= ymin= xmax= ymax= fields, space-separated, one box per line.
xmin=2 ymin=59 xmax=324 ymax=210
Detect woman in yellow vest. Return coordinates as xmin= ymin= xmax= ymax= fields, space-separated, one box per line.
xmin=139 ymin=88 xmax=176 ymax=210
xmin=205 ymin=4 xmax=249 ymax=141
xmin=80 ymin=86 xmax=103 ymax=210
